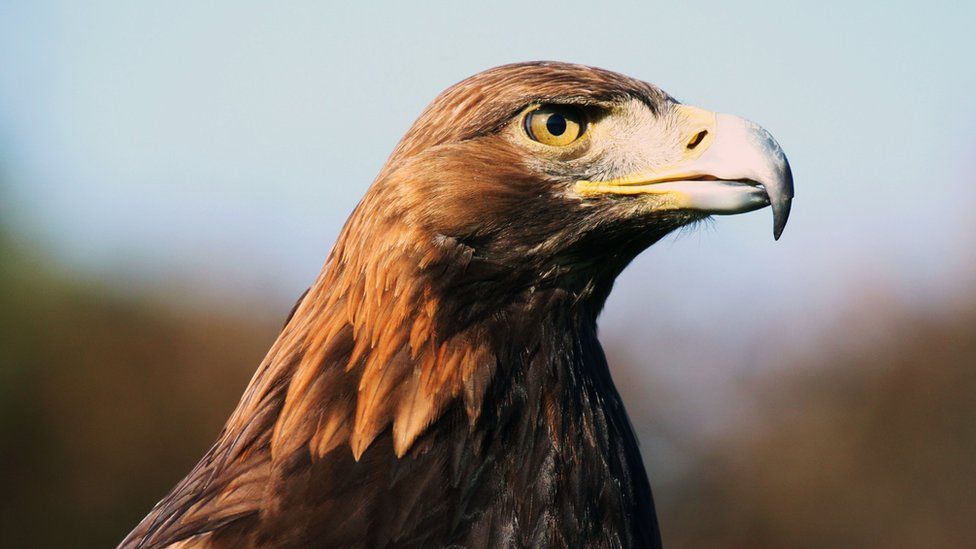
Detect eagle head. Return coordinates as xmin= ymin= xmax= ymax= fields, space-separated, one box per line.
xmin=353 ymin=61 xmax=793 ymax=312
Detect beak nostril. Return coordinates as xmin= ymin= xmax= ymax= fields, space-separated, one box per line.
xmin=687 ymin=130 xmax=708 ymax=150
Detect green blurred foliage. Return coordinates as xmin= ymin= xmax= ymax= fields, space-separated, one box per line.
xmin=1 ymin=221 xmax=973 ymax=548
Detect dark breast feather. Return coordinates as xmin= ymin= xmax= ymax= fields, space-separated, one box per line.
xmin=120 ymin=285 xmax=660 ymax=548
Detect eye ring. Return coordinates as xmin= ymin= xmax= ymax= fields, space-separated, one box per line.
xmin=523 ymin=105 xmax=587 ymax=147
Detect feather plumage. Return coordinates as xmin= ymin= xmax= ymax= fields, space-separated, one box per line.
xmin=120 ymin=62 xmax=687 ymax=548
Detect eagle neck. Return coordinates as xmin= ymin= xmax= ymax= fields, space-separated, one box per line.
xmin=464 ymin=290 xmax=662 ymax=547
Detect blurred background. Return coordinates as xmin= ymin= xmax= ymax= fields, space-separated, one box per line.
xmin=1 ymin=1 xmax=974 ymax=547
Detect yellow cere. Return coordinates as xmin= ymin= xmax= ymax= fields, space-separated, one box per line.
xmin=574 ymin=104 xmax=719 ymax=196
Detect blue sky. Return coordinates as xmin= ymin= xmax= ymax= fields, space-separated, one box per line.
xmin=2 ymin=1 xmax=975 ymax=433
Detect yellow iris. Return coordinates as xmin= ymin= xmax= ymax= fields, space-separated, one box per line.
xmin=524 ymin=105 xmax=585 ymax=146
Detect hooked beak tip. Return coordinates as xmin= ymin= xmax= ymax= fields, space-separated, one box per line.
xmin=770 ymin=158 xmax=794 ymax=241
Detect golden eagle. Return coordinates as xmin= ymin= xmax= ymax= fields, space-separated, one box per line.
xmin=121 ymin=62 xmax=792 ymax=548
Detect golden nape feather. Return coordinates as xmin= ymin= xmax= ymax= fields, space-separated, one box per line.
xmin=121 ymin=61 xmax=792 ymax=549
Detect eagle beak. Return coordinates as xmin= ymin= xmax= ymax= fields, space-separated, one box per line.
xmin=574 ymin=105 xmax=794 ymax=239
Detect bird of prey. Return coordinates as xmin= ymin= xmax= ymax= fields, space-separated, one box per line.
xmin=121 ymin=61 xmax=792 ymax=548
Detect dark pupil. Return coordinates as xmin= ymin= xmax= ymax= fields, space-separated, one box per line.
xmin=545 ymin=113 xmax=567 ymax=136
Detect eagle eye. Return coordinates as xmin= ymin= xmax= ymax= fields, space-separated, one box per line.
xmin=524 ymin=105 xmax=586 ymax=147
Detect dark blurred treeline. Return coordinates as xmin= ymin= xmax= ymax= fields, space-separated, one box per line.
xmin=659 ymin=301 xmax=976 ymax=548
xmin=0 ymin=227 xmax=281 ymax=548
xmin=1 ymin=222 xmax=974 ymax=548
